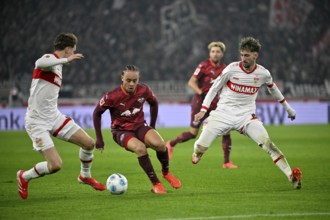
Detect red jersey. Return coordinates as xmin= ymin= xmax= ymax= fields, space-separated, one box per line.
xmin=192 ymin=58 xmax=226 ymax=95
xmin=97 ymin=84 xmax=158 ymax=131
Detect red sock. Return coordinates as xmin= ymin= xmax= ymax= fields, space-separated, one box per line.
xmin=156 ymin=148 xmax=169 ymax=174
xmin=222 ymin=134 xmax=232 ymax=163
xmin=170 ymin=132 xmax=196 ymax=147
xmin=138 ymin=154 xmax=159 ymax=184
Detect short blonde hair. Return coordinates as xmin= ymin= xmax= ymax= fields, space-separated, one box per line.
xmin=208 ymin=41 xmax=226 ymax=52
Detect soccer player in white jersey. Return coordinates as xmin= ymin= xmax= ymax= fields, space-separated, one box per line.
xmin=192 ymin=37 xmax=302 ymax=189
xmin=17 ymin=33 xmax=106 ymax=199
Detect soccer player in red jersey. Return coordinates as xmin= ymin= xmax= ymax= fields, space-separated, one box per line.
xmin=17 ymin=33 xmax=106 ymax=200
xmin=93 ymin=65 xmax=181 ymax=194
xmin=166 ymin=41 xmax=237 ymax=168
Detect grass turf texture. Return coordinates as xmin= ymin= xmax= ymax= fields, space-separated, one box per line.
xmin=1 ymin=125 xmax=330 ymax=220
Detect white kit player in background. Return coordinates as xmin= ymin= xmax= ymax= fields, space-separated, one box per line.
xmin=192 ymin=37 xmax=302 ymax=189
xmin=17 ymin=33 xmax=106 ymax=200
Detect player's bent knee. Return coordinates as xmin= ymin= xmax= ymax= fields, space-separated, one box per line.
xmin=83 ymin=137 xmax=95 ymax=151
xmin=134 ymin=145 xmax=148 ymax=156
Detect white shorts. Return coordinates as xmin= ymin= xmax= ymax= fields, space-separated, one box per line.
xmin=196 ymin=109 xmax=261 ymax=148
xmin=25 ymin=112 xmax=81 ymax=152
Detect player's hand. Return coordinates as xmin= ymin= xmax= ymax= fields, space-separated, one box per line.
xmin=287 ymin=108 xmax=296 ymax=121
xmin=194 ymin=111 xmax=206 ymax=122
xmin=95 ymin=139 xmax=105 ymax=152
xmin=67 ymin=53 xmax=84 ymax=62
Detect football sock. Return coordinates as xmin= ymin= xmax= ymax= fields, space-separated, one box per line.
xmin=23 ymin=161 xmax=50 ymax=181
xmin=274 ymin=155 xmax=292 ymax=180
xmin=222 ymin=134 xmax=232 ymax=163
xmin=261 ymin=140 xmax=292 ymax=180
xmin=79 ymin=148 xmax=94 ymax=178
xmin=156 ymin=148 xmax=169 ymax=174
xmin=171 ymin=132 xmax=196 ymax=147
xmin=138 ymin=154 xmax=160 ymax=184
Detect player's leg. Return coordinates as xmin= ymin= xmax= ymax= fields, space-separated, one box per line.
xmin=166 ymin=127 xmax=198 ymax=159
xmin=125 ymin=135 xmax=166 ymax=194
xmin=68 ymin=128 xmax=106 ymax=191
xmin=221 ymin=132 xmax=238 ymax=168
xmin=17 ymin=120 xmax=57 ymax=199
xmin=166 ymin=95 xmax=205 ymax=159
xmin=192 ymin=128 xmax=218 ymax=164
xmin=144 ymin=128 xmax=181 ymax=189
xmin=244 ymin=120 xmax=302 ymax=189
xmin=54 ymin=114 xmax=104 ymax=191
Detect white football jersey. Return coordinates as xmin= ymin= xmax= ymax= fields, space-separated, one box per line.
xmin=202 ymin=61 xmax=273 ymax=115
xmin=26 ymin=53 xmax=68 ymax=119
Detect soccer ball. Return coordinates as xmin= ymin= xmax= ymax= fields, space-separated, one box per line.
xmin=106 ymin=173 xmax=128 ymax=195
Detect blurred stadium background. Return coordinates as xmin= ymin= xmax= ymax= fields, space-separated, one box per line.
xmin=1 ymin=0 xmax=330 ymax=105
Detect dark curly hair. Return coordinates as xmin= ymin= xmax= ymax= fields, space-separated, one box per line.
xmin=239 ymin=37 xmax=261 ymax=52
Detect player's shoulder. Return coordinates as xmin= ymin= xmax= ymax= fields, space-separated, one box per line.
xmin=41 ymin=53 xmax=56 ymax=59
xmin=198 ymin=59 xmax=211 ymax=68
xmin=223 ymin=61 xmax=240 ymax=71
xmin=104 ymin=85 xmax=121 ymax=97
xmin=256 ymin=64 xmax=271 ymax=75
xmin=138 ymin=83 xmax=153 ymax=93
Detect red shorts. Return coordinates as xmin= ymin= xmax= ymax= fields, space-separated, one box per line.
xmin=112 ymin=124 xmax=152 ymax=150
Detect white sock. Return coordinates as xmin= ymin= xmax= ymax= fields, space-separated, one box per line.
xmin=23 ymin=161 xmax=50 ymax=181
xmin=194 ymin=142 xmax=206 ymax=154
xmin=274 ymin=155 xmax=292 ymax=181
xmin=262 ymin=142 xmax=292 ymax=180
xmin=79 ymin=148 xmax=94 ymax=178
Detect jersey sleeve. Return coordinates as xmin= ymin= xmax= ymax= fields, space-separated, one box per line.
xmin=263 ymin=69 xmax=273 ymax=86
xmin=35 ymin=54 xmax=68 ymax=69
xmin=98 ymin=93 xmax=113 ymax=110
xmin=201 ymin=65 xmax=230 ymax=111
xmin=192 ymin=63 xmax=204 ymax=79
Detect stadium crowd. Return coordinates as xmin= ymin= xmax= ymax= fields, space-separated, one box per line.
xmin=1 ymin=0 xmax=329 ymax=104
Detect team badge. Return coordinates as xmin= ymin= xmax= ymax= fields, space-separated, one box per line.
xmin=253 ymin=77 xmax=259 ymax=85
xmin=137 ymin=97 xmax=145 ymax=103
xmin=35 ymin=138 xmax=43 ymax=148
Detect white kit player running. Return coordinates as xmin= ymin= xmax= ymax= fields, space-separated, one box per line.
xmin=17 ymin=33 xmax=105 ymax=200
xmin=192 ymin=37 xmax=302 ymax=189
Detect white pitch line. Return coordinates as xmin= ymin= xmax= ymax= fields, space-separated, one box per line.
xmin=156 ymin=212 xmax=330 ymax=220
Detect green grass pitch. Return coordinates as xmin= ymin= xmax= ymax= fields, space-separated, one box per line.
xmin=1 ymin=125 xmax=330 ymax=220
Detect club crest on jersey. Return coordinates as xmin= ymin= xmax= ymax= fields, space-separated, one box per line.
xmin=253 ymin=77 xmax=259 ymax=85
xmin=137 ymin=97 xmax=144 ymax=103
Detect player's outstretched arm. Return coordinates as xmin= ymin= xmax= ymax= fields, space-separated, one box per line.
xmin=93 ymin=105 xmax=106 ymax=152
xmin=267 ymin=83 xmax=296 ymax=121
xmin=67 ymin=53 xmax=84 ymax=62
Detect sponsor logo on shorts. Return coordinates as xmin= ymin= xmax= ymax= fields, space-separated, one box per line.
xmin=120 ymin=133 xmax=125 ymax=144
xmin=35 ymin=138 xmax=43 ymax=147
